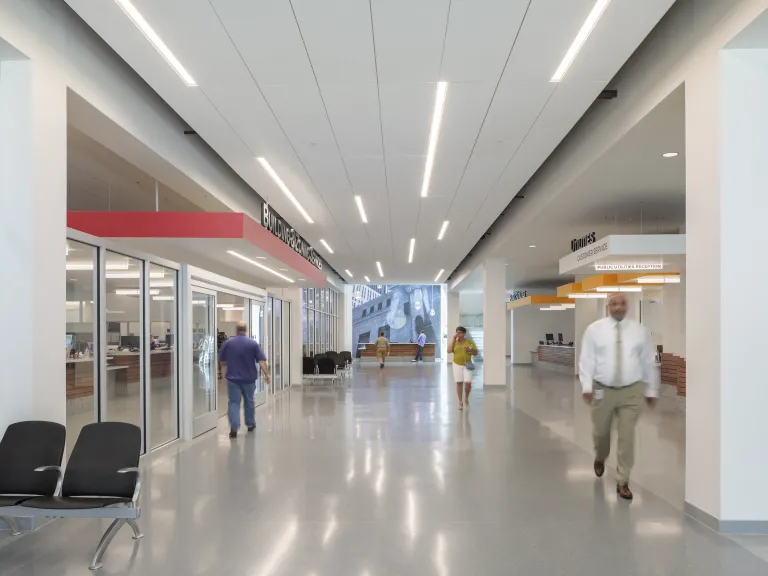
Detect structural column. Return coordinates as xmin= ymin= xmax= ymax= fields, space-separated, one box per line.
xmin=446 ymin=291 xmax=459 ymax=363
xmin=0 ymin=58 xmax=67 ymax=433
xmin=482 ymin=259 xmax=506 ymax=386
xmin=685 ymin=42 xmax=768 ymax=532
xmin=574 ymin=298 xmax=604 ymax=376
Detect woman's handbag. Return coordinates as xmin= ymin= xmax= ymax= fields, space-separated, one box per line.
xmin=465 ymin=360 xmax=476 ymax=371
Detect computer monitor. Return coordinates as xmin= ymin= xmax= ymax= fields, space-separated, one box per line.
xmin=120 ymin=335 xmax=140 ymax=349
xmin=558 ymin=333 xmax=564 ymax=343
xmin=545 ymin=333 xmax=554 ymax=341
xmin=165 ymin=334 xmax=173 ymax=347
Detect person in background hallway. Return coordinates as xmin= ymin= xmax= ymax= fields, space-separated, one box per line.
xmin=449 ymin=326 xmax=478 ymax=410
xmin=218 ymin=321 xmax=271 ymax=439
xmin=579 ymin=293 xmax=658 ymax=500
xmin=375 ymin=331 xmax=390 ymax=369
xmin=412 ymin=330 xmax=427 ymax=362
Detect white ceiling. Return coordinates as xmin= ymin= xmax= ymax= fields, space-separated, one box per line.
xmin=65 ymin=0 xmax=675 ymax=284
xmin=457 ymin=85 xmax=686 ymax=291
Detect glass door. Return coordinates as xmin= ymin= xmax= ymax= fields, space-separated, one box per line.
xmin=250 ymin=299 xmax=267 ymax=407
xmin=192 ymin=289 xmax=217 ymax=437
xmin=266 ymin=297 xmax=274 ymax=394
xmin=273 ymin=299 xmax=283 ymax=392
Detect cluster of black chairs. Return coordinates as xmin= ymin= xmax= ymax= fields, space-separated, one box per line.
xmin=303 ymin=351 xmax=353 ymax=384
xmin=0 ymin=421 xmax=142 ymax=571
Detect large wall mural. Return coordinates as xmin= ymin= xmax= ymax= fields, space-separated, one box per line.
xmin=351 ymin=284 xmax=442 ymax=358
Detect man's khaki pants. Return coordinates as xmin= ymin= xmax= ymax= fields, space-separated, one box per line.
xmin=591 ymin=382 xmax=643 ymax=485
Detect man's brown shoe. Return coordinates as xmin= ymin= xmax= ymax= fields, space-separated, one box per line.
xmin=617 ymin=484 xmax=633 ymax=500
xmin=594 ymin=461 xmax=605 ymax=478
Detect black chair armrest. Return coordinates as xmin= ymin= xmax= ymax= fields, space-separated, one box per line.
xmin=117 ymin=467 xmax=141 ymax=507
xmin=35 ymin=466 xmax=63 ymax=496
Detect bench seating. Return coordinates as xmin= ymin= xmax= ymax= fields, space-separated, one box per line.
xmin=0 ymin=421 xmax=143 ymax=571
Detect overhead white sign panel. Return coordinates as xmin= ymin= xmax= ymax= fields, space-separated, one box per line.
xmin=559 ymin=234 xmax=686 ymax=275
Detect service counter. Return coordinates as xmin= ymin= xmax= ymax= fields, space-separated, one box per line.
xmin=65 ymin=350 xmax=173 ymax=400
xmin=359 ymin=343 xmax=436 ymax=363
xmin=533 ymin=345 xmax=575 ymax=374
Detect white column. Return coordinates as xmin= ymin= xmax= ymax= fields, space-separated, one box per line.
xmin=446 ymin=291 xmax=459 ymax=363
xmin=0 ymin=59 xmax=67 ymax=433
xmin=686 ymin=46 xmax=768 ymax=531
xmin=285 ymin=288 xmax=303 ymax=385
xmin=342 ymin=284 xmax=353 ymax=354
xmin=482 ymin=259 xmax=506 ymax=386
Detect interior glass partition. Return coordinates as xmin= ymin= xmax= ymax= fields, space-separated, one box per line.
xmin=192 ymin=290 xmax=217 ymax=436
xmin=216 ymin=293 xmax=246 ymax=416
xmin=103 ymin=251 xmax=143 ymax=434
xmin=148 ymin=263 xmax=178 ymax=449
xmin=65 ymin=240 xmax=99 ymax=455
xmin=273 ymin=299 xmax=283 ymax=393
xmin=251 ymin=300 xmax=267 ymax=407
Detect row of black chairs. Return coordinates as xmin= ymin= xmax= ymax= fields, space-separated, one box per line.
xmin=0 ymin=421 xmax=142 ymax=571
xmin=303 ymin=351 xmax=353 ymax=384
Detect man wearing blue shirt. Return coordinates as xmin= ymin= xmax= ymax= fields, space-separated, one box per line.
xmin=218 ymin=321 xmax=270 ymax=438
xmin=412 ymin=330 xmax=427 ymax=362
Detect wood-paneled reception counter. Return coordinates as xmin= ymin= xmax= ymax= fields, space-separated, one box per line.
xmin=65 ymin=350 xmax=173 ymax=400
xmin=534 ymin=345 xmax=575 ymax=374
xmin=359 ymin=343 xmax=436 ymax=362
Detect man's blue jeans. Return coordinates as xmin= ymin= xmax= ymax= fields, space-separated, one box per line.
xmin=414 ymin=346 xmax=424 ymax=361
xmin=227 ymin=380 xmax=256 ymax=431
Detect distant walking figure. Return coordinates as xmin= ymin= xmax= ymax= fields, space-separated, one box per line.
xmin=412 ymin=330 xmax=427 ymax=362
xmin=375 ymin=332 xmax=390 ymax=369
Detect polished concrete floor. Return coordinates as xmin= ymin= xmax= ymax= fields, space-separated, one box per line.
xmin=2 ymin=363 xmax=768 ymax=574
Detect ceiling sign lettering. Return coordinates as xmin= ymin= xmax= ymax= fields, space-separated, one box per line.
xmin=594 ymin=262 xmax=664 ymax=271
xmin=571 ymin=232 xmax=596 ymax=252
xmin=509 ymin=290 xmax=527 ymax=301
xmin=262 ymin=203 xmax=323 ymax=270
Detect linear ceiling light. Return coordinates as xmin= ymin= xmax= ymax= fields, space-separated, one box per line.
xmin=227 ymin=250 xmax=295 ymax=283
xmin=421 ymin=81 xmax=448 ymax=198
xmin=408 ymin=238 xmax=415 ymax=263
xmin=354 ymin=196 xmax=368 ymax=223
xmin=256 ymin=157 xmax=314 ymax=224
xmin=636 ymin=275 xmax=681 ymax=284
xmin=364 ymin=275 xmax=371 ymax=283
xmin=319 ymin=239 xmax=334 ymax=254
xmin=551 ymin=0 xmax=611 ymax=82
xmin=437 ymin=221 xmax=449 ymax=240
xmin=114 ymin=0 xmax=197 ymax=86
xmin=345 ymin=270 xmax=354 ymax=278
xmin=115 ymin=289 xmax=159 ymax=296
xmin=434 ymin=269 xmax=445 ymax=282
xmin=596 ymin=286 xmax=642 ymax=293
xmin=568 ymin=293 xmax=608 ymax=299
xmin=376 ymin=261 xmax=383 ymax=277
xmin=153 ymin=296 xmax=175 ymax=301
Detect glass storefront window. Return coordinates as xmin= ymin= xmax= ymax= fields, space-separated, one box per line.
xmin=104 ymin=251 xmax=143 ymax=433
xmin=65 ymin=240 xmax=98 ymax=455
xmin=192 ymin=291 xmax=216 ymax=420
xmin=301 ymin=288 xmax=340 ymax=356
xmin=216 ymin=293 xmax=246 ymax=416
xmin=148 ymin=263 xmax=178 ymax=449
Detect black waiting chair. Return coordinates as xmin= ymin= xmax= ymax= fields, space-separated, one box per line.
xmin=303 ymin=356 xmax=317 ymax=384
xmin=340 ymin=351 xmax=353 ymax=366
xmin=329 ymin=353 xmax=347 ymax=379
xmin=0 ymin=421 xmax=67 ymax=536
xmin=2 ymin=422 xmax=143 ymax=571
xmin=316 ymin=356 xmax=338 ymax=384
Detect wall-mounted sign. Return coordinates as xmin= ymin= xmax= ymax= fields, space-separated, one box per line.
xmin=262 ymin=203 xmax=323 ymax=270
xmin=509 ymin=290 xmax=527 ymax=301
xmin=571 ymin=232 xmax=597 ymax=252
xmin=594 ymin=262 xmax=664 ymax=271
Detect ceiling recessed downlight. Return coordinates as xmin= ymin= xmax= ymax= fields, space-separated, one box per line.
xmin=227 ymin=250 xmax=295 ymax=283
xmin=408 ymin=238 xmax=415 ymax=263
xmin=529 ymin=245 xmax=536 ymax=248
xmin=434 ymin=269 xmax=445 ymax=282
xmin=551 ymin=0 xmax=612 ymax=82
xmin=437 ymin=221 xmax=449 ymax=240
xmin=420 ymin=81 xmax=449 ymax=198
xmin=114 ymin=0 xmax=197 ymax=86
xmin=376 ymin=261 xmax=383 ymax=277
xmin=662 ymin=152 xmax=679 ymax=158
xmin=257 ymin=157 xmax=314 ymax=224
xmin=320 ymin=239 xmax=334 ymax=254
xmin=354 ymin=196 xmax=368 ymax=223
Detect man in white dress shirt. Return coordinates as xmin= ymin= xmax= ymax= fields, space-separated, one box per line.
xmin=579 ymin=293 xmax=658 ymax=500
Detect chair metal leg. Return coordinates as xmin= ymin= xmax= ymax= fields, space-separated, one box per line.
xmin=126 ymin=519 xmax=144 ymax=540
xmin=89 ymin=518 xmax=125 ymax=571
xmin=0 ymin=516 xmax=22 ymax=536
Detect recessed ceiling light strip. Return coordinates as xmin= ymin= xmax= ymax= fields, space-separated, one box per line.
xmin=408 ymin=238 xmax=415 ymax=263
xmin=257 ymin=157 xmax=314 ymax=224
xmin=354 ymin=196 xmax=368 ymax=223
xmin=551 ymin=0 xmax=611 ymax=82
xmin=376 ymin=261 xmax=383 ymax=278
xmin=227 ymin=250 xmax=295 ymax=283
xmin=437 ymin=221 xmax=449 ymax=240
xmin=364 ymin=275 xmax=371 ymax=283
xmin=114 ymin=0 xmax=197 ymax=86
xmin=344 ymin=270 xmax=354 ymax=278
xmin=434 ymin=269 xmax=445 ymax=283
xmin=319 ymin=239 xmax=334 ymax=254
xmin=420 ymin=81 xmax=449 ymax=197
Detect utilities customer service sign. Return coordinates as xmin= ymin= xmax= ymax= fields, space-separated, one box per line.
xmin=262 ymin=203 xmax=323 ymax=270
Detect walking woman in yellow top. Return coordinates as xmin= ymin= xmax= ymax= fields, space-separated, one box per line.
xmin=448 ymin=326 xmax=478 ymax=410
xmin=375 ymin=331 xmax=390 ymax=369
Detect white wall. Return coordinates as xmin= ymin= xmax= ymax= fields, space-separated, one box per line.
xmin=511 ymin=307 xmax=575 ymax=364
